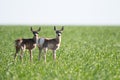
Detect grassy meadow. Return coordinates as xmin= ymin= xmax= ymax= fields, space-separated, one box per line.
xmin=0 ymin=25 xmax=120 ymax=80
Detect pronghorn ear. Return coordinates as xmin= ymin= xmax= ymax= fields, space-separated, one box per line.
xmin=54 ymin=26 xmax=56 ymax=31
xmin=61 ymin=26 xmax=64 ymax=31
xmin=31 ymin=27 xmax=33 ymax=31
xmin=38 ymin=27 xmax=41 ymax=32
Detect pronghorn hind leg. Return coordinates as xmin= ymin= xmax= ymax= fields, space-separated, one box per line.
xmin=20 ymin=49 xmax=24 ymax=62
xmin=53 ymin=50 xmax=56 ymax=60
xmin=43 ymin=48 xmax=47 ymax=63
xmin=20 ymin=46 xmax=25 ymax=62
xmin=14 ymin=47 xmax=20 ymax=61
xmin=29 ymin=50 xmax=33 ymax=62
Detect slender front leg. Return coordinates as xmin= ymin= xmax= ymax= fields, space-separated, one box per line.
xmin=38 ymin=48 xmax=42 ymax=61
xmin=29 ymin=50 xmax=33 ymax=62
xmin=44 ymin=48 xmax=47 ymax=63
xmin=53 ymin=50 xmax=56 ymax=60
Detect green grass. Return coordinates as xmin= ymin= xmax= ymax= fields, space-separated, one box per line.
xmin=0 ymin=25 xmax=120 ymax=80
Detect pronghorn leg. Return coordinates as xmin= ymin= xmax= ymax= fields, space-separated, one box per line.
xmin=29 ymin=50 xmax=33 ymax=62
xmin=14 ymin=47 xmax=20 ymax=60
xmin=38 ymin=48 xmax=42 ymax=61
xmin=43 ymin=48 xmax=47 ymax=63
xmin=20 ymin=49 xmax=24 ymax=62
xmin=20 ymin=46 xmax=25 ymax=62
xmin=53 ymin=50 xmax=56 ymax=60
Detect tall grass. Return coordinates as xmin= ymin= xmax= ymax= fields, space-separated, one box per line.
xmin=0 ymin=26 xmax=120 ymax=80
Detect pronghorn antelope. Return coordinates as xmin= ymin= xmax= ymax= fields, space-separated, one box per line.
xmin=37 ymin=26 xmax=64 ymax=62
xmin=14 ymin=27 xmax=41 ymax=62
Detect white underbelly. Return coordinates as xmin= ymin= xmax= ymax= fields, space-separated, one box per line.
xmin=48 ymin=43 xmax=60 ymax=50
xmin=48 ymin=43 xmax=54 ymax=49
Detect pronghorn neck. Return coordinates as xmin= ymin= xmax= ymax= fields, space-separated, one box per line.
xmin=56 ymin=36 xmax=61 ymax=43
xmin=33 ymin=36 xmax=39 ymax=43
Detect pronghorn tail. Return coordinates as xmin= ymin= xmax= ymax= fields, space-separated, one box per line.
xmin=15 ymin=39 xmax=22 ymax=47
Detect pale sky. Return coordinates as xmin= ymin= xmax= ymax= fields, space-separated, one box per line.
xmin=0 ymin=0 xmax=120 ymax=25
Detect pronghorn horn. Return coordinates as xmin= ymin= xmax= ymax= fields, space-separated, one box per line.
xmin=31 ymin=27 xmax=33 ymax=31
xmin=38 ymin=27 xmax=41 ymax=31
xmin=54 ymin=26 xmax=56 ymax=31
xmin=61 ymin=26 xmax=64 ymax=31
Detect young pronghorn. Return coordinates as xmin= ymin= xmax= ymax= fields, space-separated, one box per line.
xmin=37 ymin=26 xmax=64 ymax=62
xmin=14 ymin=27 xmax=41 ymax=62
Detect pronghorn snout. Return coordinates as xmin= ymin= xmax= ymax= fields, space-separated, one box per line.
xmin=34 ymin=33 xmax=38 ymax=36
xmin=31 ymin=27 xmax=40 ymax=37
xmin=56 ymin=31 xmax=62 ymax=36
xmin=57 ymin=33 xmax=61 ymax=36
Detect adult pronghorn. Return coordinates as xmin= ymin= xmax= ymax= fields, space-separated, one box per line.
xmin=37 ymin=26 xmax=64 ymax=62
xmin=14 ymin=27 xmax=41 ymax=62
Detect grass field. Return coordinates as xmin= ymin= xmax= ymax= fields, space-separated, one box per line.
xmin=0 ymin=25 xmax=120 ymax=80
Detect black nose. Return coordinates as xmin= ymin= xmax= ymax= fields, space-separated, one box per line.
xmin=34 ymin=34 xmax=37 ymax=36
xmin=58 ymin=34 xmax=60 ymax=36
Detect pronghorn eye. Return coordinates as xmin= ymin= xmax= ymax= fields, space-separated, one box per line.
xmin=58 ymin=32 xmax=62 ymax=34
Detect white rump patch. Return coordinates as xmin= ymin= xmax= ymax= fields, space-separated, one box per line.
xmin=38 ymin=38 xmax=45 ymax=47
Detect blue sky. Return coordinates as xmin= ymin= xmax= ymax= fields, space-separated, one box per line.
xmin=0 ymin=0 xmax=120 ymax=25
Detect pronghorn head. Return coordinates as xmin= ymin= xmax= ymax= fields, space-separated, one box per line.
xmin=54 ymin=26 xmax=64 ymax=37
xmin=31 ymin=27 xmax=41 ymax=37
